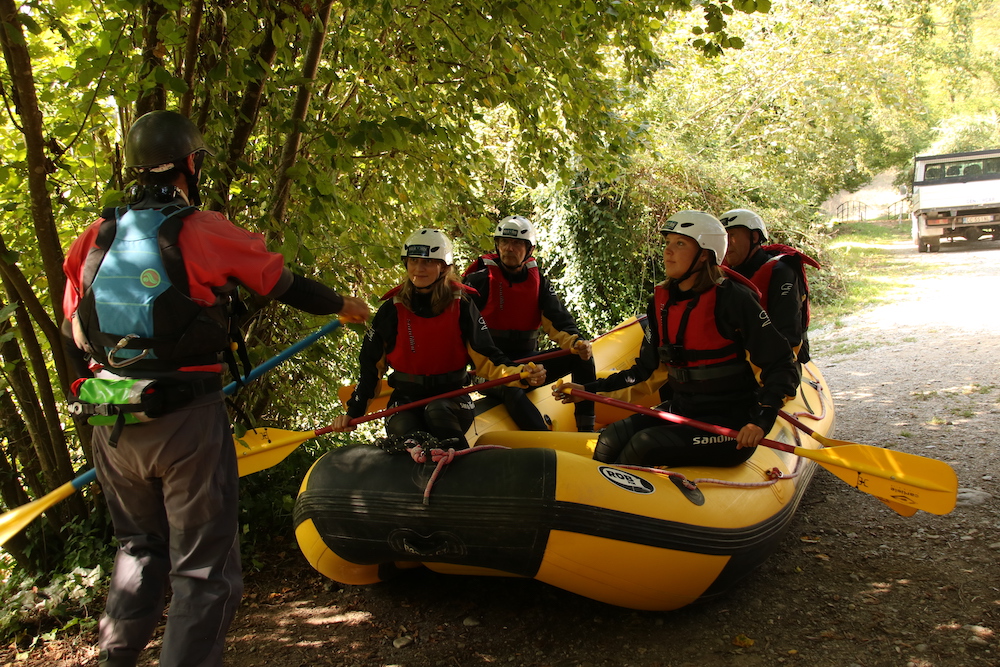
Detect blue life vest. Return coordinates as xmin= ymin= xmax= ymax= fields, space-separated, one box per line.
xmin=78 ymin=204 xmax=231 ymax=373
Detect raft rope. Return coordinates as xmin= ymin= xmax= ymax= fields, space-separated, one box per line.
xmin=610 ymin=463 xmax=799 ymax=490
xmin=377 ymin=420 xmax=802 ymax=504
xmin=405 ymin=443 xmax=510 ymax=505
xmin=384 ymin=436 xmax=798 ymax=502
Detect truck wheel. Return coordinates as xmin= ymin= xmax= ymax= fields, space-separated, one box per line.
xmin=917 ymin=237 xmax=930 ymax=253
xmin=929 ymin=240 xmax=941 ymax=253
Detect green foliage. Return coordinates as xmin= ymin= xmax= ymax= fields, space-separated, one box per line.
xmin=0 ymin=509 xmax=113 ymax=644
xmin=919 ymin=0 xmax=1000 ymax=118
xmin=0 ymin=562 xmax=103 ymax=647
xmin=522 ymin=0 xmax=939 ymax=328
xmin=925 ymin=112 xmax=1000 ymax=154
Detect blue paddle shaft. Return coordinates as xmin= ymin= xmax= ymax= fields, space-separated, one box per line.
xmin=223 ymin=318 xmax=342 ymax=394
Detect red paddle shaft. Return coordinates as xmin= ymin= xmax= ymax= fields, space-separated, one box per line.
xmin=563 ymin=387 xmax=796 ymax=454
xmin=318 ymin=372 xmax=528 ymax=435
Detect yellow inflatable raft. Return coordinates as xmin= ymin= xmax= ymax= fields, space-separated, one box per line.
xmin=294 ymin=317 xmax=834 ymax=611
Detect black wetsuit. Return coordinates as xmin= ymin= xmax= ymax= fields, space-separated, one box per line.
xmin=588 ymin=278 xmax=798 ymax=467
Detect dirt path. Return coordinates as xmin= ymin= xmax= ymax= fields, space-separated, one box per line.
xmin=6 ymin=236 xmax=998 ymax=667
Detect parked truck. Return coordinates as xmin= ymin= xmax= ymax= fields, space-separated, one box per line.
xmin=910 ymin=148 xmax=1000 ymax=252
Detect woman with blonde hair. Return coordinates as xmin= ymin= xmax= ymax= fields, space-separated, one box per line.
xmin=333 ymin=228 xmax=545 ymax=447
xmin=557 ymin=211 xmax=798 ymax=467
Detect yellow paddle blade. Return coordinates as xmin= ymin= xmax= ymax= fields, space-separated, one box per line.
xmin=801 ymin=445 xmax=957 ymax=515
xmin=810 ymin=432 xmax=869 ymax=448
xmin=337 ymin=382 xmax=390 ymax=413
xmin=0 ymin=480 xmax=79 ymax=547
xmin=234 ymin=427 xmax=318 ymax=477
xmin=874 ymin=496 xmax=919 ymax=517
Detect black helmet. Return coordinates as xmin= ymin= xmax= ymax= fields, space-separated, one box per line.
xmin=124 ymin=110 xmax=213 ymax=170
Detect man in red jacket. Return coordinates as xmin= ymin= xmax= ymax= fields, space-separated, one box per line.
xmin=720 ymin=208 xmax=819 ymax=364
xmin=62 ymin=110 xmax=369 ymax=667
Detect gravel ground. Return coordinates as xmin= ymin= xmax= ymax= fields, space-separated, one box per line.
xmin=4 ymin=234 xmax=998 ymax=667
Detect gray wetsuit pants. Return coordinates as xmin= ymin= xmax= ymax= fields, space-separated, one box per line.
xmin=93 ymin=392 xmax=242 ymax=667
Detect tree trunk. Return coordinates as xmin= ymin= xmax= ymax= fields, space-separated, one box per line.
xmin=0 ymin=391 xmax=46 ymax=501
xmin=137 ymin=0 xmax=168 ymax=115
xmin=212 ymin=9 xmax=287 ymax=214
xmin=179 ymin=0 xmax=205 ymax=116
xmin=0 ymin=0 xmax=67 ymax=323
xmin=269 ymin=0 xmax=335 ymax=228
xmin=0 ymin=432 xmax=39 ymax=571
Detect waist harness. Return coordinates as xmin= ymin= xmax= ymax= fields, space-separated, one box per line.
xmin=68 ymin=375 xmax=223 ymax=446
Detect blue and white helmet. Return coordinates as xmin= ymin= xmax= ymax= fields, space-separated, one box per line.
xmin=660 ymin=210 xmax=728 ymax=264
xmin=401 ymin=228 xmax=454 ymax=265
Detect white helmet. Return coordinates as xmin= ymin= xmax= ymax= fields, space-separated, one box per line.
xmin=495 ymin=215 xmax=537 ymax=251
xmin=659 ymin=210 xmax=728 ymax=264
xmin=401 ymin=228 xmax=454 ymax=265
xmin=719 ymin=208 xmax=768 ymax=241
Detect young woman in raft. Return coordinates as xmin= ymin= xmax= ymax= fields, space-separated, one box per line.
xmin=555 ymin=211 xmax=799 ymax=466
xmin=332 ymin=228 xmax=546 ymax=447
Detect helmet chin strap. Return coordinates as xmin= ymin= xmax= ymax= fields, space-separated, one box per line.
xmin=186 ymin=152 xmax=205 ymax=207
xmin=674 ymin=252 xmax=705 ymax=285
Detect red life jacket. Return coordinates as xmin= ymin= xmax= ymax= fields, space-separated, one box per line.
xmin=477 ymin=254 xmax=542 ymax=332
xmin=748 ymin=245 xmax=820 ymax=325
xmin=383 ymin=284 xmax=471 ymax=376
xmin=654 ymin=282 xmax=741 ymax=367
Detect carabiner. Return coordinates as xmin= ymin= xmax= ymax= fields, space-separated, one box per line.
xmin=107 ymin=334 xmax=150 ymax=368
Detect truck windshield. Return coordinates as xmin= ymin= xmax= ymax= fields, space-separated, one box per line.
xmin=923 ymin=157 xmax=1000 ymax=181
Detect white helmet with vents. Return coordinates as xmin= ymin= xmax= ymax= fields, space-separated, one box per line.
xmin=401 ymin=228 xmax=454 ymax=265
xmin=659 ymin=210 xmax=728 ymax=264
xmin=494 ymin=216 xmax=537 ymax=251
xmin=719 ymin=208 xmax=768 ymax=242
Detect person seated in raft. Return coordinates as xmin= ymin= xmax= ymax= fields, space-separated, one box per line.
xmin=554 ymin=211 xmax=799 ymax=467
xmin=463 ymin=215 xmax=597 ymax=432
xmin=719 ymin=208 xmax=819 ymax=365
xmin=331 ymin=228 xmax=546 ymax=448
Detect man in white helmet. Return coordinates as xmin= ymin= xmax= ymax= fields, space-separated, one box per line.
xmin=464 ymin=215 xmax=597 ymax=432
xmin=719 ymin=208 xmax=819 ymax=364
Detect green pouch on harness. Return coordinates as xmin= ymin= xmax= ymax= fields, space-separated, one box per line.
xmin=68 ymin=377 xmax=161 ymax=426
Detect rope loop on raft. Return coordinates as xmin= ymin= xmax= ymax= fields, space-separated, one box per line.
xmin=374 ymin=432 xmax=512 ymax=505
xmin=612 ymin=463 xmax=799 ymax=489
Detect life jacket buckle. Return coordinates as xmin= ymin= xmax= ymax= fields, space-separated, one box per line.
xmin=106 ymin=334 xmax=150 ymax=368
